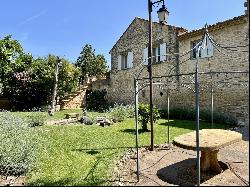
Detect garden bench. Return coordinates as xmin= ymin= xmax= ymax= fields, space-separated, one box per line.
xmin=64 ymin=113 xmax=80 ymax=119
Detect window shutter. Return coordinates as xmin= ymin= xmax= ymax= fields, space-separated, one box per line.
xmin=118 ymin=55 xmax=122 ymax=70
xmin=200 ymin=35 xmax=214 ymax=58
xmin=196 ymin=43 xmax=202 ymax=58
xmin=143 ymin=47 xmax=148 ymax=65
xmin=155 ymin=47 xmax=160 ymax=63
xmin=160 ymin=43 xmax=167 ymax=61
xmin=200 ymin=36 xmax=207 ymax=58
xmin=127 ymin=52 xmax=133 ymax=68
xmin=207 ymin=37 xmax=214 ymax=57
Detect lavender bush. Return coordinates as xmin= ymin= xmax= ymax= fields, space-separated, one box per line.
xmin=27 ymin=112 xmax=47 ymax=127
xmin=0 ymin=112 xmax=43 ymax=176
xmin=107 ymin=103 xmax=135 ymax=123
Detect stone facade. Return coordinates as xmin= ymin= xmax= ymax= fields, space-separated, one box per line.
xmin=107 ymin=17 xmax=185 ymax=105
xmin=178 ymin=15 xmax=249 ymax=122
xmin=101 ymin=14 xmax=249 ymax=124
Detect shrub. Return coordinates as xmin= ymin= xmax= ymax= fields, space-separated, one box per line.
xmin=86 ymin=90 xmax=109 ymax=112
xmin=200 ymin=109 xmax=238 ymax=126
xmin=169 ymin=106 xmax=196 ymax=121
xmin=159 ymin=106 xmax=238 ymax=126
xmin=27 ymin=112 xmax=47 ymax=127
xmin=0 ymin=112 xmax=42 ymax=176
xmin=107 ymin=103 xmax=135 ymax=123
xmin=138 ymin=104 xmax=160 ymax=131
xmin=81 ymin=115 xmax=96 ymax=125
xmin=126 ymin=104 xmax=135 ymax=118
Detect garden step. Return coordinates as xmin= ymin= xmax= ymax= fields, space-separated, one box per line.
xmin=76 ymin=90 xmax=84 ymax=94
xmin=61 ymin=99 xmax=70 ymax=102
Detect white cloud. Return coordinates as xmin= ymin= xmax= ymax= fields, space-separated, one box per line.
xmin=19 ymin=9 xmax=47 ymax=26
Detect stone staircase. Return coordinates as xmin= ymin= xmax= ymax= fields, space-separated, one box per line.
xmin=60 ymin=85 xmax=89 ymax=110
xmin=59 ymin=74 xmax=109 ymax=110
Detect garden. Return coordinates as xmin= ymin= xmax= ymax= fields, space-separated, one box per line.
xmin=0 ymin=35 xmax=245 ymax=186
xmin=0 ymin=103 xmax=235 ymax=186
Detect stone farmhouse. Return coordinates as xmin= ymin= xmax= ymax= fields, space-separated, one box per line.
xmin=92 ymin=2 xmax=249 ymax=125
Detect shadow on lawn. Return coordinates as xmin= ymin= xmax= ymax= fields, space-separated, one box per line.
xmin=86 ymin=150 xmax=100 ymax=155
xmin=28 ymin=152 xmax=120 ymax=186
xmin=78 ymin=151 xmax=122 ymax=186
xmin=72 ymin=146 xmax=134 ymax=153
xmin=28 ymin=177 xmax=107 ymax=186
xmin=28 ymin=177 xmax=76 ymax=186
xmin=121 ymin=128 xmax=150 ymax=135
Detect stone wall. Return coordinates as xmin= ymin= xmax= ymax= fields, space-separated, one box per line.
xmin=178 ymin=17 xmax=249 ymax=122
xmin=104 ymin=15 xmax=248 ymax=124
xmin=107 ymin=17 xmax=182 ymax=105
xmin=91 ymin=77 xmax=110 ymax=91
xmin=110 ymin=17 xmax=184 ymax=71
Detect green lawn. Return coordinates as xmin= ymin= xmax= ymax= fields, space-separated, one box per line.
xmin=23 ymin=110 xmax=229 ymax=186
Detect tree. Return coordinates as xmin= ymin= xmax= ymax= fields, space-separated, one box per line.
xmin=0 ymin=35 xmax=31 ymax=96
xmin=7 ymin=55 xmax=81 ymax=110
xmin=47 ymin=54 xmax=81 ymax=98
xmin=7 ymin=57 xmax=54 ymax=110
xmin=0 ymin=35 xmax=81 ymax=110
xmin=76 ymin=44 xmax=108 ymax=78
xmin=94 ymin=54 xmax=109 ymax=76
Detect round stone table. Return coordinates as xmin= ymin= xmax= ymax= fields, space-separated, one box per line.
xmin=173 ymin=129 xmax=242 ymax=173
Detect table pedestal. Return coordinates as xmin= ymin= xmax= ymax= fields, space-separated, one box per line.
xmin=200 ymin=150 xmax=222 ymax=173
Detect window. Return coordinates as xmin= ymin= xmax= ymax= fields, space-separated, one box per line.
xmin=191 ymin=41 xmax=201 ymax=59
xmin=118 ymin=52 xmax=133 ymax=70
xmin=191 ymin=36 xmax=214 ymax=59
xmin=143 ymin=43 xmax=167 ymax=65
xmin=121 ymin=54 xmax=128 ymax=69
xmin=153 ymin=46 xmax=161 ymax=64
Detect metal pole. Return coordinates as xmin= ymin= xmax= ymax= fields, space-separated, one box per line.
xmin=148 ymin=0 xmax=154 ymax=151
xmin=134 ymin=78 xmax=140 ymax=181
xmin=211 ymin=85 xmax=214 ymax=129
xmin=167 ymin=89 xmax=170 ymax=146
xmin=195 ymin=59 xmax=200 ymax=186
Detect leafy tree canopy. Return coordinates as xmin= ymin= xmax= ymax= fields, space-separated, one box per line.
xmin=0 ymin=35 xmax=80 ymax=110
xmin=76 ymin=44 xmax=108 ymax=77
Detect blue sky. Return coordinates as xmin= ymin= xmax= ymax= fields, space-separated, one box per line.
xmin=0 ymin=0 xmax=246 ymax=68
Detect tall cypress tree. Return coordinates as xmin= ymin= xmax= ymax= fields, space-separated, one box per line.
xmin=76 ymin=44 xmax=108 ymax=78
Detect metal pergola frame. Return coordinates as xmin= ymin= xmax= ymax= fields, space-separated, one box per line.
xmin=133 ymin=25 xmax=249 ymax=185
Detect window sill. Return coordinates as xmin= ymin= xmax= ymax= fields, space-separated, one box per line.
xmin=119 ymin=67 xmax=133 ymax=71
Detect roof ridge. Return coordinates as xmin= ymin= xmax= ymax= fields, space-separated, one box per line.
xmin=178 ymin=14 xmax=247 ymax=39
xmin=135 ymin=16 xmax=187 ymax=30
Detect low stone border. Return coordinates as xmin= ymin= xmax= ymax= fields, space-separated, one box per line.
xmin=46 ymin=118 xmax=80 ymax=125
xmin=0 ymin=175 xmax=25 ymax=186
xmin=110 ymin=144 xmax=170 ymax=186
